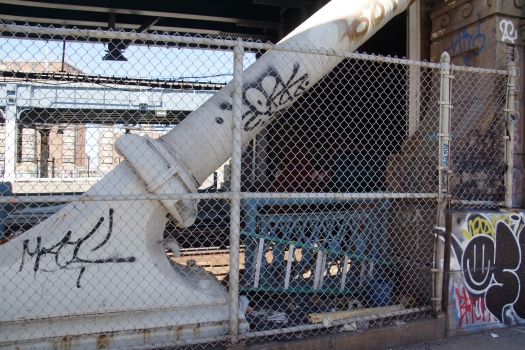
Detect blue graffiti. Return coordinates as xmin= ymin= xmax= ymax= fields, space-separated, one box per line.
xmin=447 ymin=19 xmax=486 ymax=66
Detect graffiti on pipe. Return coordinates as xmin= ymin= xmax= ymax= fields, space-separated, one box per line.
xmin=449 ymin=212 xmax=525 ymax=328
xmin=338 ymin=0 xmax=400 ymax=41
xmin=220 ymin=63 xmax=310 ymax=131
xmin=220 ymin=1 xmax=403 ymax=132
xmin=19 ymin=208 xmax=136 ymax=288
xmin=443 ymin=143 xmax=449 ymax=167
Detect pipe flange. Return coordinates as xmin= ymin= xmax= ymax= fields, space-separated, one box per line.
xmin=115 ymin=134 xmax=198 ymax=227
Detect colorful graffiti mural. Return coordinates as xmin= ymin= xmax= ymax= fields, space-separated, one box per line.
xmin=448 ymin=211 xmax=525 ymax=331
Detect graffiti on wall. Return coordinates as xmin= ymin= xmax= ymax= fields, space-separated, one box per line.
xmin=500 ymin=20 xmax=518 ymax=44
xmin=449 ymin=212 xmax=525 ymax=328
xmin=446 ymin=18 xmax=486 ymax=66
xmin=455 ymin=286 xmax=492 ymax=327
xmin=511 ymin=46 xmax=523 ymax=206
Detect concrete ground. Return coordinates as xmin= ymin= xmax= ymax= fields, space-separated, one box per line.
xmin=393 ymin=325 xmax=525 ymax=350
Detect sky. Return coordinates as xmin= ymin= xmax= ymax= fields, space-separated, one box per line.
xmin=0 ymin=36 xmax=256 ymax=169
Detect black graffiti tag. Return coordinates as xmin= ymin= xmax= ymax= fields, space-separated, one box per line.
xmin=460 ymin=219 xmax=525 ymax=322
xmin=19 ymin=208 xmax=136 ymax=288
xmin=485 ymin=222 xmax=521 ymax=322
xmin=219 ymin=63 xmax=310 ymax=131
xmin=515 ymin=225 xmax=525 ymax=319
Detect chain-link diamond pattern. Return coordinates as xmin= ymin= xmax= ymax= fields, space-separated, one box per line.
xmin=0 ymin=25 xmax=510 ymax=349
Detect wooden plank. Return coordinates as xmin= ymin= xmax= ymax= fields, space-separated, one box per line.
xmin=253 ymin=238 xmax=265 ymax=288
xmin=284 ymin=244 xmax=295 ymax=290
xmin=169 ymin=250 xmax=245 ymax=281
xmin=308 ymin=304 xmax=405 ymax=324
xmin=313 ymin=250 xmax=324 ymax=290
xmin=340 ymin=256 xmax=349 ymax=290
xmin=239 ymin=285 xmax=359 ymax=294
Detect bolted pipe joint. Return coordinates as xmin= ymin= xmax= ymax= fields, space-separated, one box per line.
xmin=115 ymin=134 xmax=198 ymax=227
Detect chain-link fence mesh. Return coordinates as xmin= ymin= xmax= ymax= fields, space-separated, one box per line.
xmin=0 ymin=26 xmax=510 ymax=349
xmin=237 ymin=55 xmax=440 ymax=342
xmin=448 ymin=70 xmax=508 ymax=209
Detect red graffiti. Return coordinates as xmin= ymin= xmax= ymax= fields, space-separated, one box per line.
xmin=456 ymin=287 xmax=492 ymax=327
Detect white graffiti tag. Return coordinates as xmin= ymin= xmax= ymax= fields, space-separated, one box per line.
xmin=500 ymin=20 xmax=518 ymax=44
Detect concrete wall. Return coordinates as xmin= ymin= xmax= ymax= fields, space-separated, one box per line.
xmin=445 ymin=209 xmax=525 ymax=337
xmin=430 ymin=0 xmax=525 ymax=207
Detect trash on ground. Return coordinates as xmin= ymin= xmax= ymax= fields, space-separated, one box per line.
xmin=246 ymin=309 xmax=288 ymax=331
xmin=239 ymin=295 xmax=253 ymax=315
xmin=308 ymin=304 xmax=405 ymax=323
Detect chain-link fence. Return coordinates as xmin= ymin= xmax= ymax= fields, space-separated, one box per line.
xmin=0 ymin=25 xmax=511 ymax=349
xmin=448 ymin=69 xmax=509 ymax=209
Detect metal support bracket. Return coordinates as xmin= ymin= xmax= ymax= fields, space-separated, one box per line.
xmin=438 ymin=101 xmax=453 ymax=109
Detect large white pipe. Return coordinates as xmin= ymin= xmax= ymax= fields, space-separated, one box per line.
xmin=116 ymin=0 xmax=414 ymax=227
xmin=163 ymin=0 xmax=413 ymax=186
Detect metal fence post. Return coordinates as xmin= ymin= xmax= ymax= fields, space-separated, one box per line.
xmin=4 ymin=84 xmax=17 ymax=180
xmin=505 ymin=61 xmax=516 ymax=209
xmin=229 ymin=38 xmax=244 ymax=343
xmin=433 ymin=51 xmax=452 ymax=315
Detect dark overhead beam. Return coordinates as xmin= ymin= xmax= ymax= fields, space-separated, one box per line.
xmin=0 ymin=1 xmax=280 ymax=42
xmin=0 ymin=2 xmax=281 ymax=31
xmin=0 ymin=13 xmax=224 ymax=35
xmin=217 ymin=32 xmax=269 ymax=41
xmin=0 ymin=0 xmax=237 ymax=23
xmin=108 ymin=12 xmax=115 ymax=30
xmin=0 ymin=12 xmax=270 ymax=38
xmin=137 ymin=17 xmax=162 ymax=33
xmin=237 ymin=20 xmax=283 ymax=30
xmin=253 ymin=0 xmax=315 ymax=9
xmin=103 ymin=17 xmax=168 ymax=61
xmin=0 ymin=25 xmax=267 ymax=52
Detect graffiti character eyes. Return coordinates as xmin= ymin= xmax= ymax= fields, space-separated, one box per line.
xmin=462 ymin=235 xmax=494 ymax=293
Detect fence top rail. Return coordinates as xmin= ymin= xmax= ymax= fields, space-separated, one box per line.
xmin=450 ymin=64 xmax=509 ymax=75
xmin=0 ymin=192 xmax=439 ymax=204
xmin=0 ymin=23 xmax=508 ymax=75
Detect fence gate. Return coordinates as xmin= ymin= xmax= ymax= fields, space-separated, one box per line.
xmin=0 ymin=24 xmax=511 ymax=349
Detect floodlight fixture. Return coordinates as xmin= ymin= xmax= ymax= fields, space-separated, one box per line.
xmin=103 ymin=40 xmax=128 ymax=61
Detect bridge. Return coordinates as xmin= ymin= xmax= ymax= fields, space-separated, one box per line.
xmin=1 ymin=70 xmax=223 ymax=184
